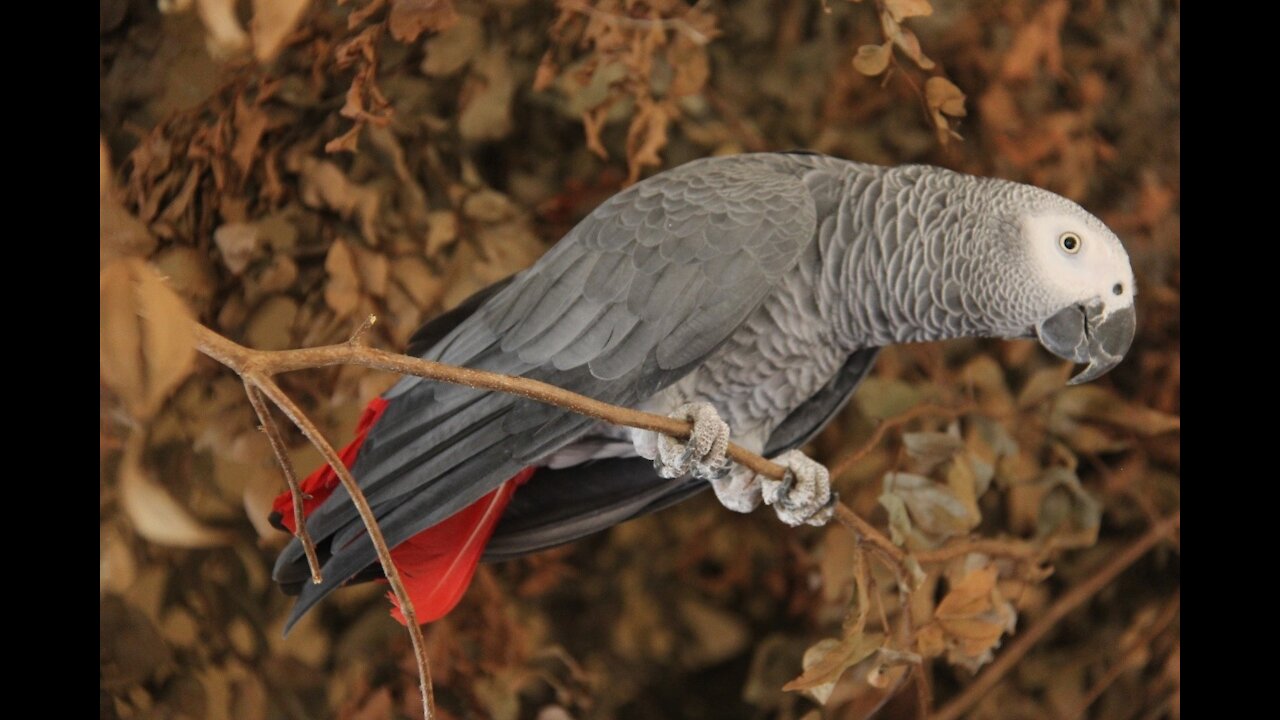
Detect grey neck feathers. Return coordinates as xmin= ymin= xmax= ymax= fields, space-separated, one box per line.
xmin=800 ymin=162 xmax=1037 ymax=351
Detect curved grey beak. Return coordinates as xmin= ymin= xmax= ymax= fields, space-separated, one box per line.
xmin=1035 ymin=301 xmax=1136 ymax=385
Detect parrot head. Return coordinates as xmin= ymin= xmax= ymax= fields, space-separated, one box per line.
xmin=1016 ymin=199 xmax=1137 ymax=385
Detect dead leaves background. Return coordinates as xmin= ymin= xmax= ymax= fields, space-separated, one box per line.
xmin=101 ymin=1 xmax=1179 ymax=718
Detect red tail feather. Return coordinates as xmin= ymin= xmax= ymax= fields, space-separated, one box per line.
xmin=270 ymin=396 xmax=537 ymax=625
xmin=387 ymin=466 xmax=536 ymax=624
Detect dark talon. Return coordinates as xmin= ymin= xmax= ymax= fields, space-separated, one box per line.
xmin=676 ymin=443 xmax=696 ymax=470
xmin=808 ymin=490 xmax=839 ymax=519
xmin=707 ymin=460 xmax=732 ymax=480
xmin=772 ymin=470 xmax=796 ymax=509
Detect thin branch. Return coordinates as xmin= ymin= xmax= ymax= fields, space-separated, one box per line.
xmin=837 ymin=503 xmax=906 ymax=566
xmin=829 ymin=402 xmax=976 ymax=481
xmin=847 ymin=545 xmax=870 ymax=637
xmin=195 ymin=324 xmax=792 ymax=479
xmin=929 ymin=512 xmax=1180 ymax=720
xmin=244 ymin=381 xmax=322 ymax=584
xmin=1071 ymin=595 xmax=1180 ymax=719
xmin=248 ymin=374 xmax=436 ymax=719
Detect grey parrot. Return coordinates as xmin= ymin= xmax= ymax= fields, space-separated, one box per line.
xmin=270 ymin=152 xmax=1136 ymax=629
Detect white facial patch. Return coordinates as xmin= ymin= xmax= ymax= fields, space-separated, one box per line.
xmin=1022 ymin=211 xmax=1136 ymax=316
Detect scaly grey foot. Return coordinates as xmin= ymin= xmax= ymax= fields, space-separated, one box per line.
xmin=653 ymin=402 xmax=732 ymax=481
xmin=761 ymin=449 xmax=837 ymax=527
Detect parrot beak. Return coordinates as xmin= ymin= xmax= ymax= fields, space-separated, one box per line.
xmin=1035 ymin=300 xmax=1136 ymax=385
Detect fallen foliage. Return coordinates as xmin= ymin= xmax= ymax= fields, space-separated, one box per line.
xmin=101 ymin=1 xmax=1179 ymax=718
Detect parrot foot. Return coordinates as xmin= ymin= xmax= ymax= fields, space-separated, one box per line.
xmin=761 ymin=450 xmax=837 ymax=527
xmin=654 ymin=402 xmax=732 ymax=481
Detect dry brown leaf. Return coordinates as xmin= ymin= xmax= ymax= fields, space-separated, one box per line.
xmin=852 ymin=43 xmax=892 ymax=76
xmin=214 ymin=222 xmax=260 ymax=275
xmin=459 ymin=48 xmax=517 ymax=141
xmin=819 ymin=527 xmax=858 ymax=603
xmin=960 ymin=355 xmax=1014 ymax=417
xmin=931 ymin=562 xmax=1017 ymax=671
xmin=1017 ymin=364 xmax=1072 ymax=409
xmin=880 ymin=12 xmax=935 ymax=71
xmin=1054 ymin=385 xmax=1181 ymax=436
xmin=624 ymin=101 xmax=670 ymax=184
xmin=243 ymin=295 xmax=299 ymax=351
xmin=120 ymin=438 xmax=233 ymax=549
xmin=678 ymin=599 xmax=750 ymax=668
xmin=100 ymin=136 xmax=112 ymax=200
xmin=324 ymin=240 xmax=362 ymax=317
xmin=101 ymin=527 xmax=137 ymax=595
xmin=667 ymin=38 xmax=710 ymax=99
xmin=153 ymin=246 xmax=219 ymax=314
xmin=879 ymin=471 xmax=978 ymax=545
xmin=533 ymin=50 xmax=559 ymax=92
xmin=421 ymin=12 xmax=483 ymax=76
xmin=783 ymin=632 xmax=884 ymax=701
xmin=388 ymin=0 xmax=458 ymax=44
xmin=195 ymin=0 xmax=250 ymax=58
xmin=298 ymin=157 xmax=381 ymax=243
xmin=925 ymin=76 xmax=967 ymax=117
xmin=101 ymin=259 xmax=197 ymax=421
xmin=463 ymin=189 xmax=516 ymax=222
xmin=244 ymin=254 xmax=299 ymax=301
xmin=391 ymin=256 xmax=443 ymax=308
xmin=903 ymin=431 xmax=963 ymax=473
xmin=978 ymin=84 xmax=1022 ymax=133
xmin=581 ymin=106 xmax=610 ymax=160
xmin=425 ymin=209 xmax=460 ymax=257
xmin=101 ymin=196 xmax=159 ymax=264
xmin=250 ymin=0 xmax=310 ymax=62
xmin=230 ymin=95 xmax=269 ymax=176
xmin=350 ymin=244 xmax=390 ymax=297
xmin=242 ymin=470 xmax=283 ymax=540
xmin=1000 ymin=0 xmax=1069 ymax=82
xmin=885 ymin=0 xmax=933 ymax=23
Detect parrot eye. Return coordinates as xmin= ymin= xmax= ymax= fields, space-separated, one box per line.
xmin=1058 ymin=232 xmax=1082 ymax=254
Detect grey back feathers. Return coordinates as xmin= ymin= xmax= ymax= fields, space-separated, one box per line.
xmin=275 ymin=154 xmax=826 ymax=627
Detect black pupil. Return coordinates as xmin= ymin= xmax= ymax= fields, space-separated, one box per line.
xmin=1113 ymin=283 xmax=1123 ymax=295
xmin=1063 ymin=235 xmax=1078 ymax=250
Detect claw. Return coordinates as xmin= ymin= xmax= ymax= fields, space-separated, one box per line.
xmin=707 ymin=459 xmax=733 ymax=481
xmin=652 ymin=402 xmax=732 ymax=481
xmin=676 ymin=443 xmax=697 ymax=471
xmin=763 ymin=450 xmax=835 ymax=527
xmin=802 ymin=490 xmax=839 ymax=526
xmin=768 ymin=470 xmax=795 ymax=509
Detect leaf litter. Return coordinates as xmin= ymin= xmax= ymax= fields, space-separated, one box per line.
xmin=100 ymin=1 xmax=1179 ymax=717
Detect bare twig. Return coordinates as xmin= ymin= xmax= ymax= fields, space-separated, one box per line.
xmin=829 ymin=402 xmax=976 ymax=481
xmin=197 ymin=328 xmax=436 ymax=718
xmin=837 ymin=503 xmax=906 ymax=566
xmin=929 ymin=512 xmax=1181 ymax=720
xmin=195 ymin=324 xmax=794 ymax=479
xmin=244 ymin=382 xmax=322 ymax=584
xmin=848 ymin=545 xmax=870 ymax=637
xmin=1071 ymin=595 xmax=1180 ymax=719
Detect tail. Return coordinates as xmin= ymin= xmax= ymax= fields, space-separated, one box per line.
xmin=269 ymin=397 xmax=535 ymax=625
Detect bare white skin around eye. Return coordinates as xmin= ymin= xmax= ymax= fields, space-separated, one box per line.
xmin=1022 ymin=211 xmax=1137 ymax=316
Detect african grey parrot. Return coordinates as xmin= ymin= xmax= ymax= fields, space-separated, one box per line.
xmin=270 ymin=152 xmax=1136 ymax=629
